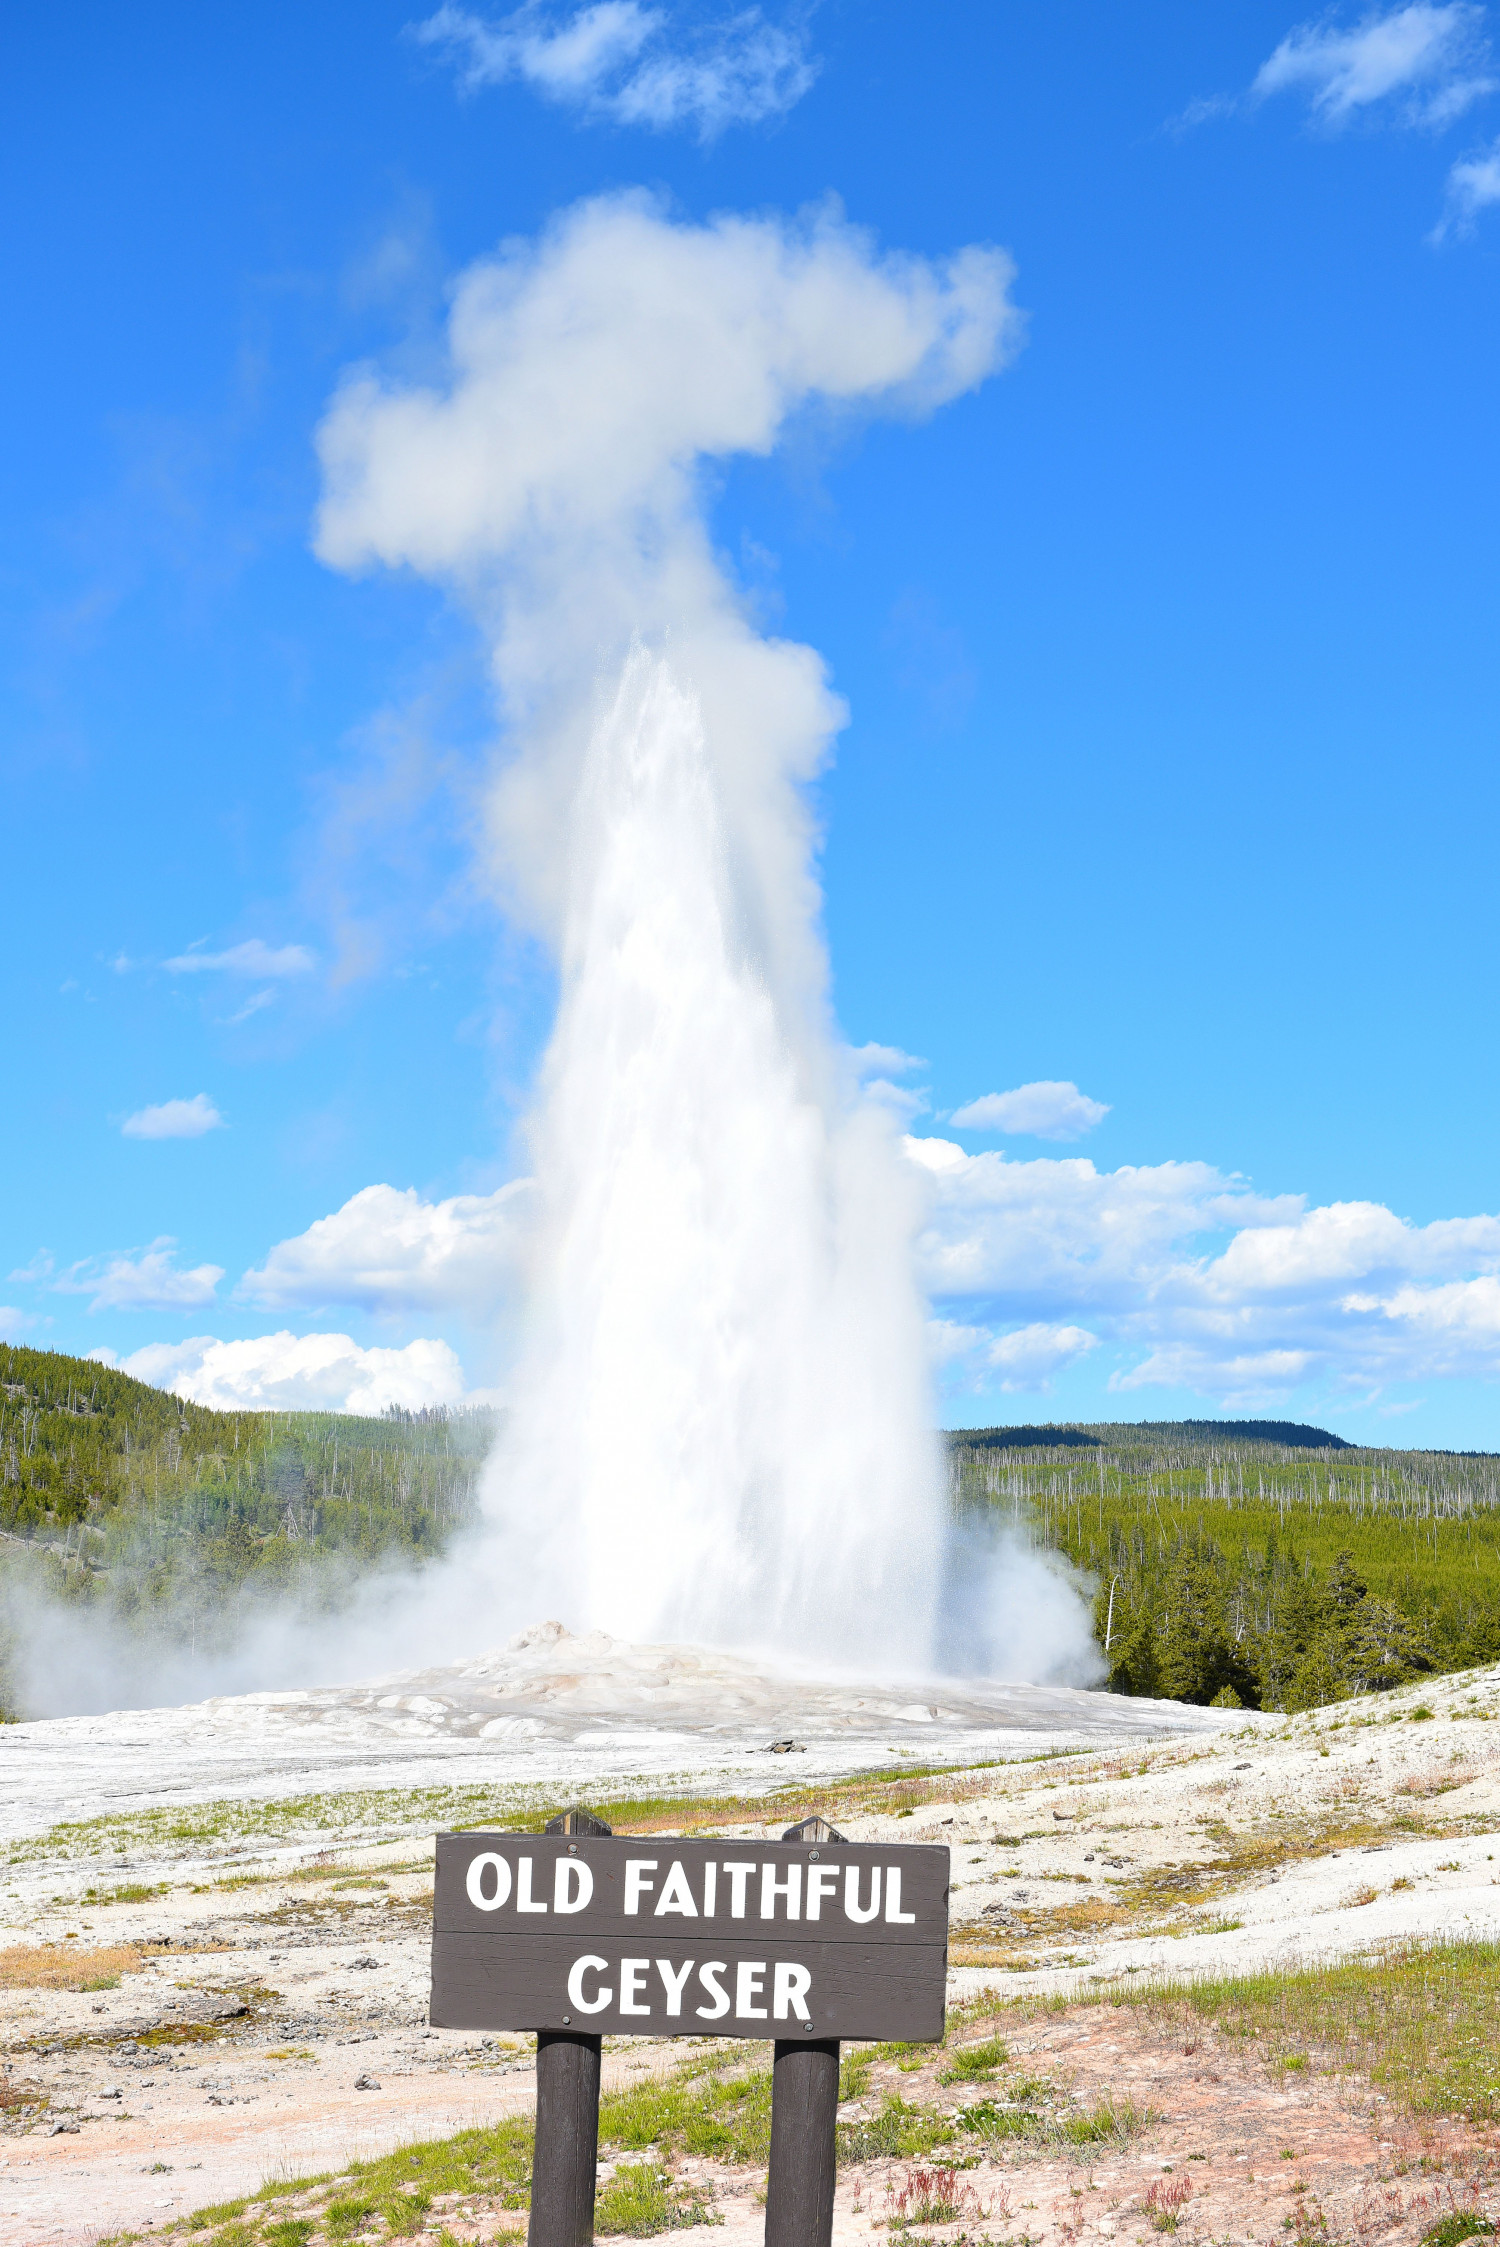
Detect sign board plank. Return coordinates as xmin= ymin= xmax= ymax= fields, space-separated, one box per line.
xmin=431 ymin=1833 xmax=949 ymax=2043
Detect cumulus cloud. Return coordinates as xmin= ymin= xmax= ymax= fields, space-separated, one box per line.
xmin=240 ymin=1180 xmax=533 ymax=1314
xmin=1435 ymin=133 xmax=1500 ymax=228
xmin=1253 ymin=3 xmax=1494 ymax=127
xmin=929 ymin=1316 xmax=1097 ymax=1393
xmin=985 ymin=1321 xmax=1099 ymax=1389
xmin=907 ymin=1136 xmax=1300 ymax=1312
xmin=850 ymin=1042 xmax=926 ymax=1079
xmin=54 ymin=1240 xmax=224 ymax=1314
xmin=120 ymin=1093 xmax=225 ymax=1141
xmin=909 ymin=1131 xmax=1500 ymax=1405
xmin=101 ymin=1331 xmax=473 ymax=1415
xmin=164 ymin=939 xmax=316 ymax=978
xmin=412 ymin=2 xmax=818 ymax=141
xmin=950 ymin=1080 xmax=1109 ymax=1142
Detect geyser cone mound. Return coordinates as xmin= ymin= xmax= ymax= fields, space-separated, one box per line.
xmin=0 ymin=1622 xmax=1260 ymax=1854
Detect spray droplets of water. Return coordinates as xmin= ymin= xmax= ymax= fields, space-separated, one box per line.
xmin=486 ymin=650 xmax=943 ymax=1661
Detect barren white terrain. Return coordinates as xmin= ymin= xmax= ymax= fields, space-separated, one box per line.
xmin=2 ymin=1627 xmax=1498 ymax=2246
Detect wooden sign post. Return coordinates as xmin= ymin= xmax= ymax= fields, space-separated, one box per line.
xmin=430 ymin=1808 xmax=949 ymax=2247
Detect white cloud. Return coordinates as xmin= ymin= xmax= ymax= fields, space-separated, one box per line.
xmin=907 ymin=1136 xmax=1299 ymax=1311
xmin=240 ymin=1180 xmax=533 ymax=1314
xmin=908 ymin=1133 xmax=1500 ymax=1405
xmin=55 ymin=1240 xmax=224 ymax=1314
xmin=1436 ymin=134 xmax=1500 ymax=229
xmin=0 ymin=1307 xmax=22 ymax=1340
xmin=412 ymin=2 xmax=819 ymax=141
xmin=850 ymin=1042 xmax=926 ymax=1079
xmin=108 ymin=1332 xmax=472 ymax=1415
xmin=985 ymin=1322 xmax=1098 ymax=1389
xmin=1253 ymin=4 xmax=1494 ymax=127
xmin=928 ymin=1315 xmax=1097 ymax=1393
xmin=120 ymin=1093 xmax=225 ymax=1141
xmin=950 ymin=1080 xmax=1109 ymax=1142
xmin=225 ymin=988 xmax=276 ymax=1025
xmin=164 ymin=940 xmax=316 ymax=978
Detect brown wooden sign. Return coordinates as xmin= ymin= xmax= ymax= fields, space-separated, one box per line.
xmin=431 ymin=1831 xmax=950 ymax=2042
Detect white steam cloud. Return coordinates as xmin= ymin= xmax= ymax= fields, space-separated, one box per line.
xmin=311 ymin=192 xmax=1049 ymax=1674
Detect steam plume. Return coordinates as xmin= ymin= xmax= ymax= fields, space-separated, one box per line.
xmin=316 ymin=193 xmax=1022 ymax=1666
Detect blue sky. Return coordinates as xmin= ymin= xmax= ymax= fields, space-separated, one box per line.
xmin=3 ymin=2 xmax=1499 ymax=1445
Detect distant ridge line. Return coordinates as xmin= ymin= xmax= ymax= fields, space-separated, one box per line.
xmin=946 ymin=1417 xmax=1355 ymax=1452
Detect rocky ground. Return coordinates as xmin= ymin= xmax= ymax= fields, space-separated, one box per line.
xmin=2 ymin=1645 xmax=1498 ymax=2244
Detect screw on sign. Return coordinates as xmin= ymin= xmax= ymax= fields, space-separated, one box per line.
xmin=429 ymin=1807 xmax=950 ymax=2247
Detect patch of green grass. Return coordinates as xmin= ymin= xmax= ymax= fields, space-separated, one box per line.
xmin=838 ymin=2095 xmax=957 ymax=2163
xmin=1122 ymin=1936 xmax=1500 ymax=2121
xmin=380 ymin=2184 xmax=433 ymax=2236
xmin=939 ymin=2035 xmax=1009 ymax=2085
xmin=322 ymin=2197 xmax=376 ymax=2240
xmin=600 ymin=2057 xmax=774 ymax=2165
xmin=186 ymin=2205 xmax=247 ymax=2234
xmin=137 ymin=2021 xmax=228 ymax=2048
xmin=1058 ymin=2097 xmax=1156 ymax=2147
xmin=839 ymin=2049 xmax=875 ymax=2100
xmin=261 ymin=2222 xmax=314 ymax=2247
xmin=595 ymin=2162 xmax=721 ymax=2234
xmin=1422 ymin=2217 xmax=1495 ymax=2247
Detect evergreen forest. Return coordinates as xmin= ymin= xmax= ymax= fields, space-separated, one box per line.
xmin=951 ymin=1421 xmax=1500 ymax=1712
xmin=0 ymin=1341 xmax=495 ymax=1717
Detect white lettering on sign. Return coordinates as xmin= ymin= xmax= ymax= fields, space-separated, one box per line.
xmin=805 ymin=1864 xmax=839 ymax=1919
xmin=773 ymin=1962 xmax=812 ymax=2021
xmin=655 ymin=1958 xmax=695 ymax=2015
xmin=702 ymin=1861 xmax=717 ymax=1916
xmin=654 ymin=1861 xmax=698 ymax=1916
xmin=845 ymin=1865 xmax=881 ymax=1923
xmin=885 ymin=1868 xmax=916 ymax=1923
xmin=624 ymin=1859 xmax=659 ymax=1914
xmin=761 ymin=1861 xmax=800 ymax=1919
xmin=735 ymin=1960 xmax=768 ymax=2020
xmin=559 ymin=1952 xmax=822 ymax=2025
xmin=619 ymin=1958 xmax=651 ymax=2016
xmin=723 ymin=1862 xmax=756 ymax=1917
xmin=554 ymin=1858 xmax=594 ymax=1913
xmin=566 ymin=1955 xmax=611 ymax=2012
xmin=465 ymin=1853 xmax=513 ymax=1911
xmin=516 ymin=1857 xmax=547 ymax=1913
xmin=695 ymin=1961 xmax=730 ymax=2020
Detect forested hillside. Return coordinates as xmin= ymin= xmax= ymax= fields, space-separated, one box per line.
xmin=0 ymin=1342 xmax=496 ymax=1716
xmin=951 ymin=1420 xmax=1500 ymax=1713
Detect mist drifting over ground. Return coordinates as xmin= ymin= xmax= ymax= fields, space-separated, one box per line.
xmin=7 ymin=195 xmax=1105 ymax=1713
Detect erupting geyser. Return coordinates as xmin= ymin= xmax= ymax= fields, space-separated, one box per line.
xmin=316 ymin=193 xmax=1022 ymax=1665
xmin=487 ymin=651 xmax=942 ymax=1660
